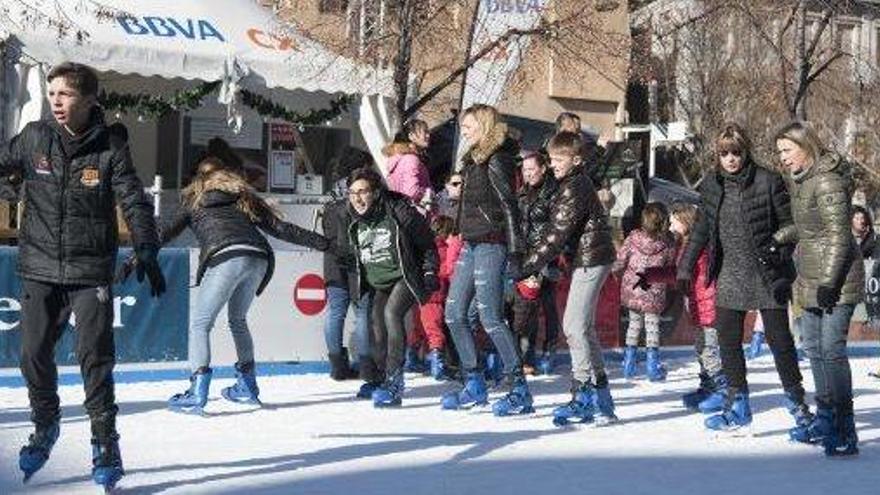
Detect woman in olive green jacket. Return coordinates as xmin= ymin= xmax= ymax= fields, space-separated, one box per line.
xmin=773 ymin=121 xmax=862 ymax=457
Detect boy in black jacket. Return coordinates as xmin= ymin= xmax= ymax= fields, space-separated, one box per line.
xmin=0 ymin=62 xmax=164 ymax=489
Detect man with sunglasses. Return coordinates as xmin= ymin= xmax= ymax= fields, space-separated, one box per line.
xmin=436 ymin=173 xmax=463 ymax=220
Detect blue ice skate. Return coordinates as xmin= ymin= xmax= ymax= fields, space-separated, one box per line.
xmin=790 ymin=406 xmax=832 ymax=444
xmin=372 ymin=369 xmax=404 ymax=408
xmin=622 ymin=346 xmax=638 ymax=379
xmin=697 ymin=373 xmax=728 ymax=413
xmin=484 ymin=351 xmax=504 ymax=386
xmin=404 ymin=347 xmax=427 ymax=374
xmin=492 ymin=374 xmax=534 ymax=416
xmin=823 ymin=413 xmax=859 ymax=457
xmin=442 ymin=371 xmax=488 ymax=410
xmin=19 ymin=419 xmax=60 ymax=483
xmin=221 ymin=363 xmax=261 ymax=405
xmin=427 ymin=349 xmax=447 ymax=381
xmin=784 ymin=387 xmax=813 ymax=430
xmin=537 ymin=351 xmax=555 ymax=375
xmin=356 ymin=381 xmax=381 ymax=399
xmin=91 ymin=436 xmax=124 ymax=492
xmin=168 ymin=368 xmax=212 ymax=414
xmin=646 ymin=347 xmax=667 ymax=382
xmin=553 ymin=381 xmax=595 ymax=426
xmin=705 ymin=389 xmax=752 ymax=431
xmin=746 ymin=331 xmax=765 ymax=360
xmin=682 ymin=372 xmax=713 ymax=410
xmin=592 ymin=384 xmax=619 ymax=426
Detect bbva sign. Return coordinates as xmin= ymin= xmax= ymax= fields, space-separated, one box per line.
xmin=117 ymin=16 xmax=226 ymax=42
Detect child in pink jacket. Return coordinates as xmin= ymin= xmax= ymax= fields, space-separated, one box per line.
xmin=612 ymin=202 xmax=677 ymax=382
xmin=383 ymin=120 xmax=434 ymax=215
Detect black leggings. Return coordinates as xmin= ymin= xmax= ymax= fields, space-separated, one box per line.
xmin=716 ymin=307 xmax=803 ymax=393
xmin=371 ymin=279 xmax=416 ymax=378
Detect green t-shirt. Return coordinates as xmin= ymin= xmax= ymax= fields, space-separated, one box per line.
xmin=357 ymin=213 xmax=402 ymax=289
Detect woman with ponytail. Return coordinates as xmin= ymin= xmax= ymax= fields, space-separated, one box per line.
xmin=160 ymin=157 xmax=330 ymax=413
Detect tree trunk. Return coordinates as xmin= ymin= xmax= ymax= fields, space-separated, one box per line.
xmin=393 ymin=0 xmax=417 ymax=126
xmin=794 ymin=0 xmax=808 ymax=119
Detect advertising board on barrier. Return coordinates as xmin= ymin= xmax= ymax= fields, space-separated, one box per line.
xmin=0 ymin=247 xmax=190 ymax=367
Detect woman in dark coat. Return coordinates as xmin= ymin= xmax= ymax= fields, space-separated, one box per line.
xmin=678 ymin=123 xmax=810 ymax=432
xmin=160 ymin=158 xmax=329 ymax=413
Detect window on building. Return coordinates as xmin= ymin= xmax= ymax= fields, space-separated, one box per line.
xmin=876 ymin=28 xmax=880 ymax=67
xmin=835 ymin=23 xmax=855 ymax=55
xmin=319 ymin=0 xmax=349 ymax=14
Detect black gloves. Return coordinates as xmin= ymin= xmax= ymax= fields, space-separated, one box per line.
xmin=770 ymin=278 xmax=793 ymax=305
xmin=816 ymin=285 xmax=840 ymax=312
xmin=758 ymin=239 xmax=783 ymax=268
xmin=135 ymin=244 xmax=166 ymax=297
xmin=423 ymin=272 xmax=441 ymax=294
xmin=633 ymin=272 xmax=650 ymax=291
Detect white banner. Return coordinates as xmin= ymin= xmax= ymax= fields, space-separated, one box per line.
xmin=460 ymin=1 xmax=546 ymax=111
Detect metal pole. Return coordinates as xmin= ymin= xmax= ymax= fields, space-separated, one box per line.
xmin=451 ymin=0 xmax=482 ymax=171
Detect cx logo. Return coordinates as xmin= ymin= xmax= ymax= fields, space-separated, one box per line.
xmin=247 ymin=28 xmax=297 ymax=51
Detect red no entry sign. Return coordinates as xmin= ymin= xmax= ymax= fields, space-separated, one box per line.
xmin=293 ymin=273 xmax=327 ymax=315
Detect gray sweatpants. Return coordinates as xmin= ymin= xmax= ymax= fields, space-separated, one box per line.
xmin=694 ymin=326 xmax=722 ymax=376
xmin=563 ymin=264 xmax=611 ymax=383
xmin=625 ymin=310 xmax=661 ymax=348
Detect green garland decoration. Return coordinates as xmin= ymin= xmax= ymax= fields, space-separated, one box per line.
xmin=239 ymin=90 xmax=355 ymax=127
xmin=98 ymin=80 xmax=355 ymax=127
xmin=99 ymin=81 xmax=221 ymax=119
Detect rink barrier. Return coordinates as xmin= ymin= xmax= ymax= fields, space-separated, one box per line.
xmin=1 ymin=344 xmax=878 ymax=388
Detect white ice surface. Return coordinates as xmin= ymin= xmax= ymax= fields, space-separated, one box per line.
xmin=1 ymin=354 xmax=879 ymax=494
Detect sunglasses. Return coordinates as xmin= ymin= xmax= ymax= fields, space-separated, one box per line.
xmin=348 ymin=188 xmax=373 ymax=198
xmin=449 ymin=181 xmax=462 ymax=187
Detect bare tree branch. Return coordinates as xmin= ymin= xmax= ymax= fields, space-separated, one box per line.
xmin=402 ymin=20 xmax=555 ymax=120
xmin=805 ymin=5 xmax=836 ymax=62
xmin=806 ymin=50 xmax=845 ymax=84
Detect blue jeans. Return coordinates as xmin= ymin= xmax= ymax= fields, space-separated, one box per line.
xmin=189 ymin=256 xmax=268 ymax=372
xmin=801 ymin=304 xmax=855 ymax=414
xmin=445 ymin=242 xmax=520 ymax=374
xmin=323 ymin=285 xmax=372 ymax=361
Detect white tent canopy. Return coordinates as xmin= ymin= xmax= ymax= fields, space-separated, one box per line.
xmin=0 ymin=0 xmax=395 ymax=147
xmin=0 ymin=0 xmax=391 ymax=95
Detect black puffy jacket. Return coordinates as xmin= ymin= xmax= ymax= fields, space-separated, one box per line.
xmin=348 ymin=191 xmax=439 ymax=304
xmin=457 ymin=123 xmax=524 ymax=254
xmin=0 ymin=109 xmax=158 ymax=285
xmin=518 ymin=174 xmax=558 ymax=247
xmin=322 ymin=197 xmax=356 ymax=289
xmin=522 ymin=167 xmax=615 ymax=276
xmin=160 ymin=190 xmax=328 ymax=295
xmin=679 ymin=160 xmax=794 ymax=287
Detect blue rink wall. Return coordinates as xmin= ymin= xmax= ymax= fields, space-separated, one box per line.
xmin=0 ymin=246 xmax=336 ymax=371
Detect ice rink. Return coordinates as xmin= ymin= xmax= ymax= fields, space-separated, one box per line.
xmin=1 ymin=352 xmax=879 ymax=494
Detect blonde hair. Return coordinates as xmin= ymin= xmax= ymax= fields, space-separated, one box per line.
xmin=774 ymin=120 xmax=825 ymax=166
xmin=182 ymin=157 xmax=281 ymax=222
xmin=461 ymin=104 xmax=501 ymax=148
xmin=547 ymin=131 xmax=584 ymax=157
